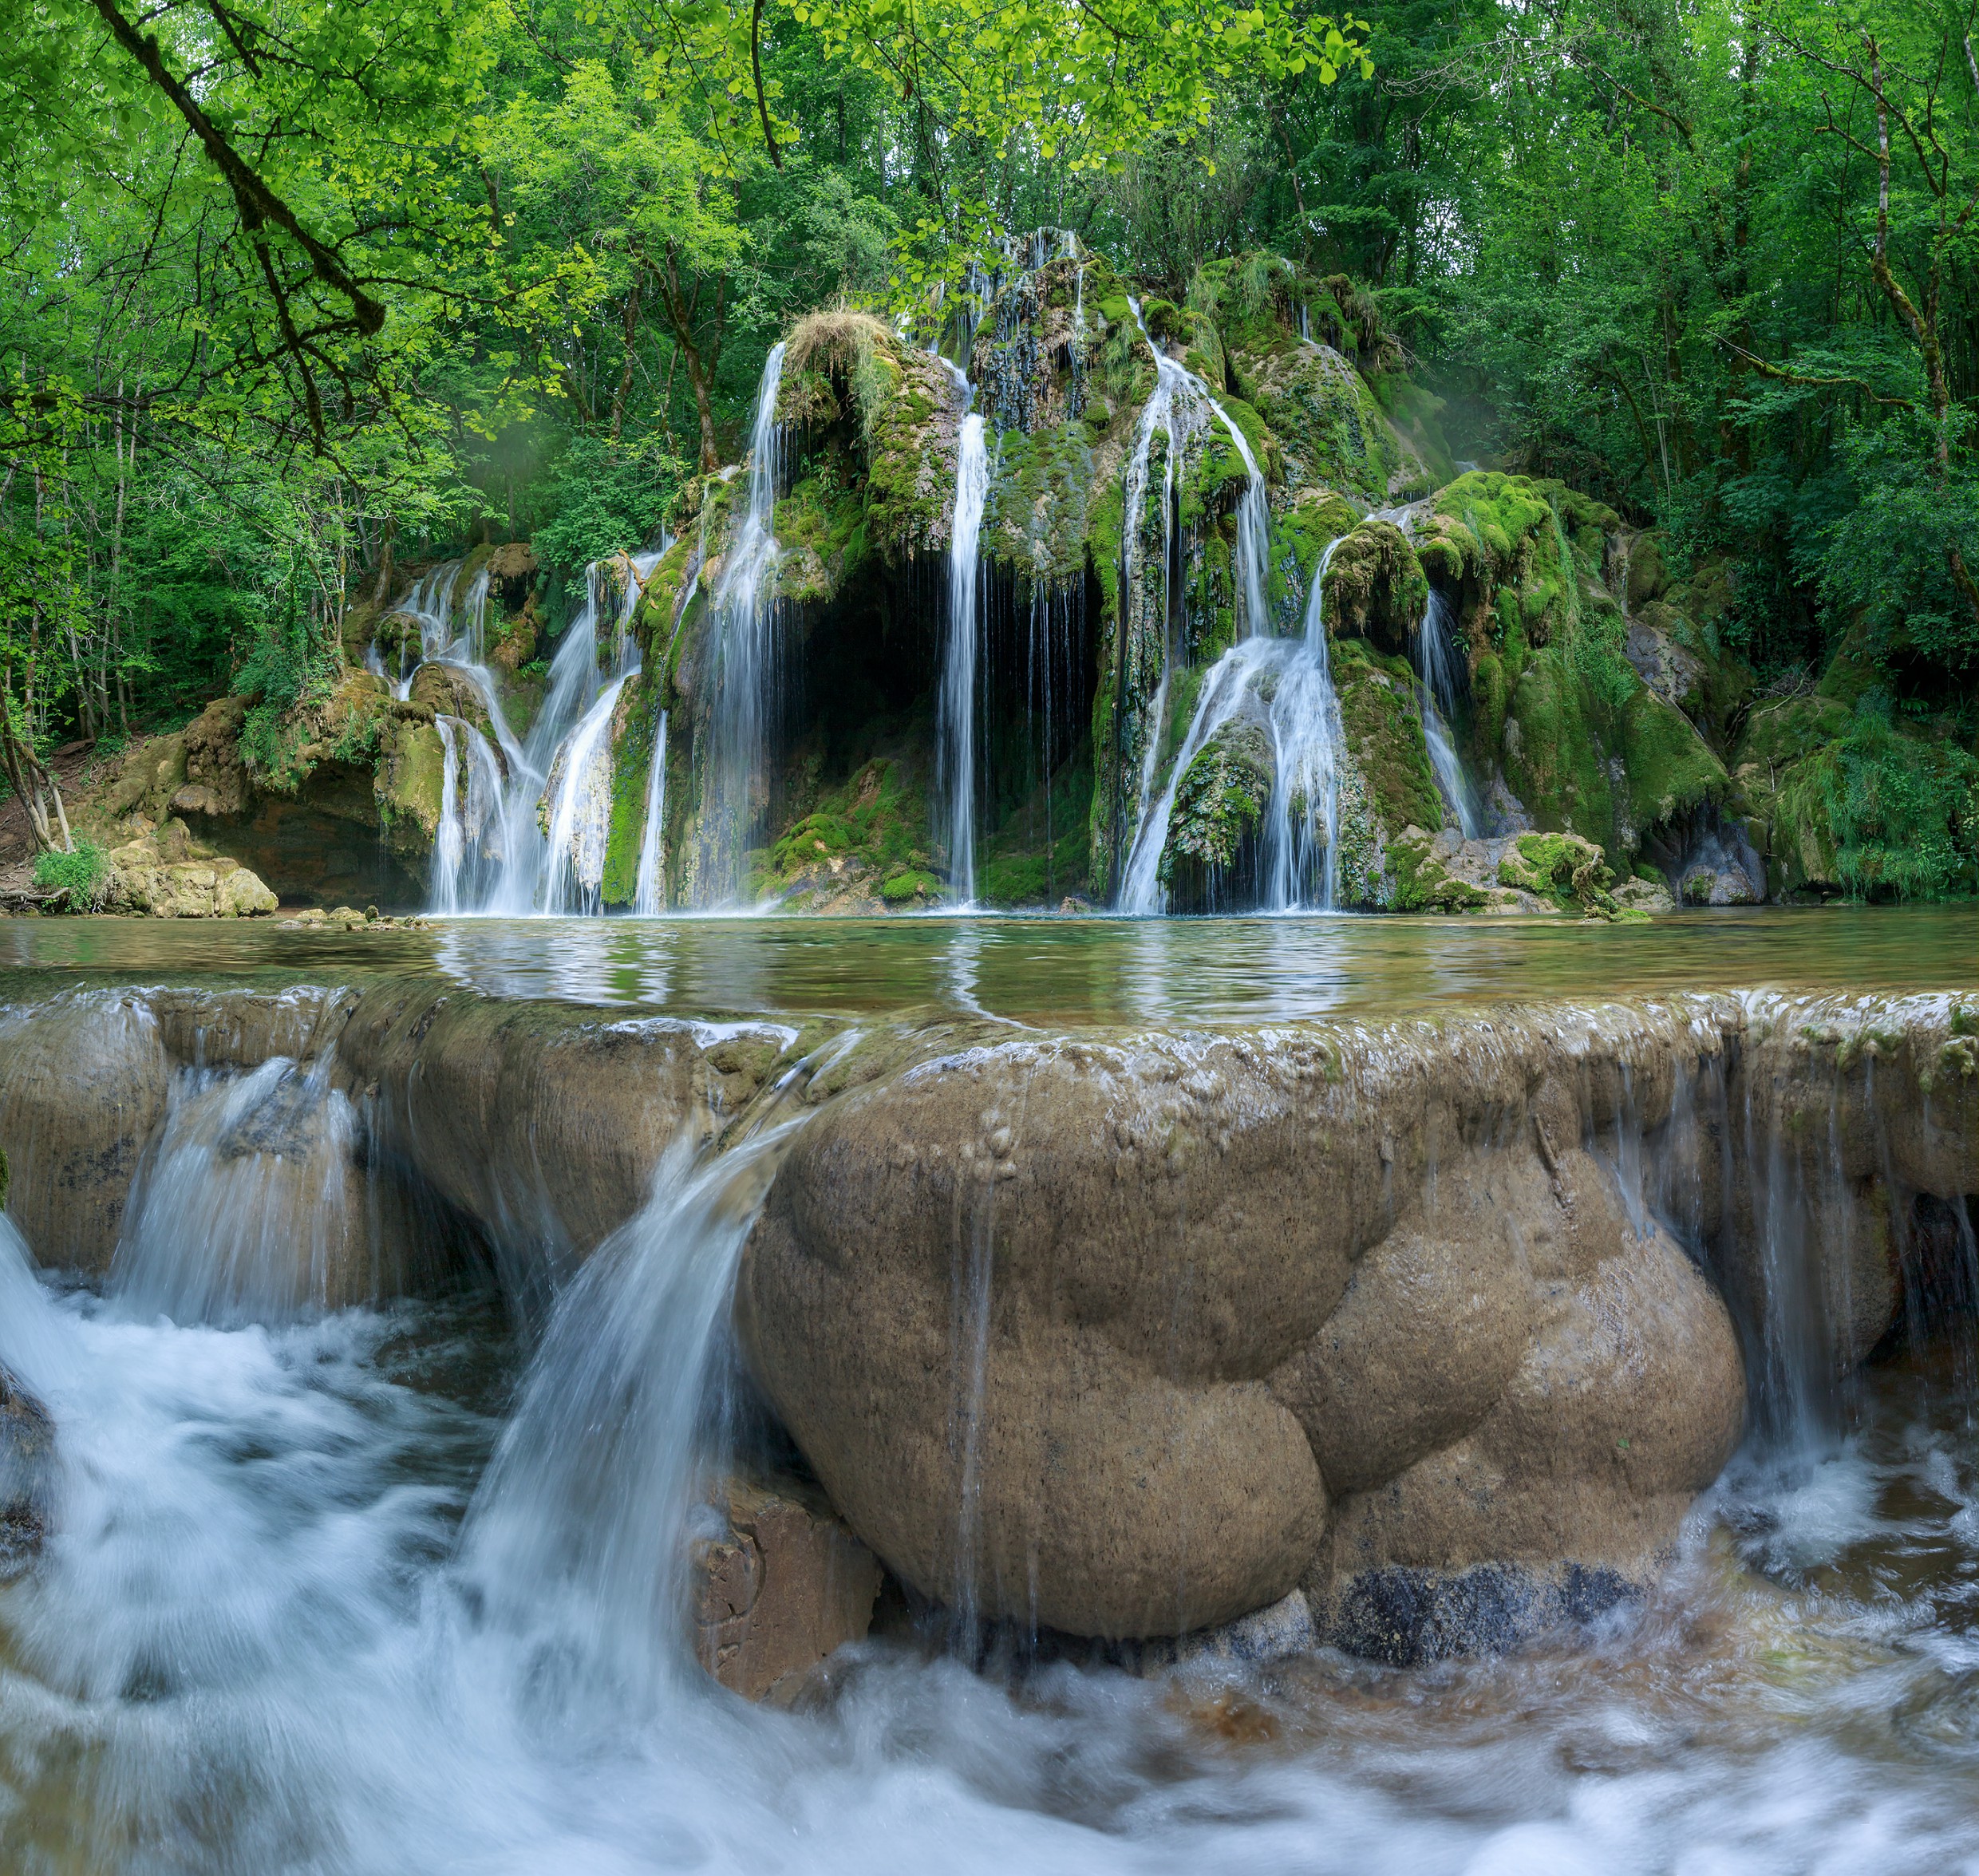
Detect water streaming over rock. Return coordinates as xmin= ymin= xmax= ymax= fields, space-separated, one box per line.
xmin=1118 ymin=539 xmax=1347 ymax=913
xmin=1416 ymin=587 xmax=1480 ymax=839
xmin=695 ymin=344 xmax=787 ymax=906
xmin=107 ymin=1056 xmax=373 ymax=1325
xmin=539 ymin=676 xmax=628 ymax=917
xmin=1115 ymin=301 xmax=1277 ymax=886
xmin=633 ymin=709 xmax=669 ymax=916
xmin=936 ymin=366 xmax=992 ymax=904
xmin=0 ymin=971 xmax=1975 ymax=1867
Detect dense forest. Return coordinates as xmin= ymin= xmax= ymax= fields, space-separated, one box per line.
xmin=5 ymin=0 xmax=1977 ymax=901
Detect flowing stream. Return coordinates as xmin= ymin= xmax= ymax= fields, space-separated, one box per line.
xmin=1417 ymin=587 xmax=1480 ymax=839
xmin=0 ymin=923 xmax=1974 ymax=1867
xmin=694 ymin=344 xmax=787 ymax=907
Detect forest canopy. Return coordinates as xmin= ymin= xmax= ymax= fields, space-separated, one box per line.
xmin=3 ymin=0 xmax=1977 ymax=868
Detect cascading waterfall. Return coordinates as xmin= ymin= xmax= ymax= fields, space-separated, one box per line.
xmin=460 ymin=1120 xmax=801 ymax=1720
xmin=633 ymin=712 xmax=669 ymax=916
xmin=1416 ymin=587 xmax=1480 ymax=839
xmin=936 ymin=364 xmax=992 ymax=904
xmin=539 ymin=676 xmax=628 ymax=917
xmin=696 ymin=344 xmax=787 ymax=906
xmin=527 ymin=550 xmax=663 ymax=917
xmin=107 ymin=1056 xmax=370 ymax=1325
xmin=1117 ymin=538 xmax=1347 ymax=914
xmin=1262 ymin=539 xmax=1349 ymax=909
xmin=433 ymin=717 xmax=466 ymax=908
xmin=1116 ymin=300 xmax=1275 ymax=879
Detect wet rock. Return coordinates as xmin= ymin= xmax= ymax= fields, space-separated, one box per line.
xmin=333 ymin=985 xmax=796 ymax=1283
xmin=0 ymin=993 xmax=170 ymax=1271
xmin=1159 ymin=715 xmax=1274 ymax=913
xmin=0 ymin=1364 xmax=53 ymax=1579
xmin=693 ymin=1471 xmax=884 ymax=1703
xmin=738 ymin=1000 xmax=1798 ymax=1648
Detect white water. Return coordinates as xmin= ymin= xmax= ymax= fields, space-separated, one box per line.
xmin=1416 ymin=588 xmax=1479 ymax=839
xmin=1116 ymin=302 xmax=1275 ymax=880
xmin=107 ymin=1056 xmax=369 ymax=1325
xmin=539 ymin=676 xmax=628 ymax=917
xmin=5 ymin=975 xmax=1979 ymax=1868
xmin=936 ymin=365 xmax=991 ymax=906
xmin=4 ymin=1154 xmax=1978 ymax=1869
xmin=633 ymin=709 xmax=670 ymax=916
xmin=697 ymin=344 xmax=787 ymax=906
xmin=1117 ymin=539 xmax=1347 ymax=914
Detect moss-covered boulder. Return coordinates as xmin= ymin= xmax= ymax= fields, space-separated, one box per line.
xmin=1159 ymin=717 xmax=1274 ymax=912
xmin=1495 ymin=831 xmax=1642 ymax=920
xmin=1323 ymin=520 xmax=1428 ymax=654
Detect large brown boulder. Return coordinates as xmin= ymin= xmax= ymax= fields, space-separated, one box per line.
xmin=744 ymin=996 xmax=1954 ymax=1651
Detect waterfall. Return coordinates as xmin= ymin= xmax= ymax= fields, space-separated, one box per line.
xmin=460 ymin=547 xmax=659 ymax=917
xmin=697 ymin=344 xmax=787 ymax=906
xmin=633 ymin=710 xmax=669 ymax=916
xmin=539 ymin=675 xmax=628 ymax=917
xmin=936 ymin=365 xmax=991 ymax=905
xmin=1116 ymin=300 xmax=1274 ymax=879
xmin=1266 ymin=536 xmax=1350 ymax=909
xmin=433 ymin=717 xmax=466 ymax=911
xmin=1416 ymin=589 xmax=1480 ymax=839
xmin=460 ymin=1121 xmax=800 ymax=1720
xmin=1116 ymin=538 xmax=1347 ymax=914
xmin=107 ymin=1057 xmax=371 ymax=1325
xmin=1211 ymin=409 xmax=1270 ymax=641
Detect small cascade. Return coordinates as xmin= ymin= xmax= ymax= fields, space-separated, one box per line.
xmin=433 ymin=717 xmax=466 ymax=910
xmin=1416 ymin=588 xmax=1480 ymax=839
xmin=460 ymin=1120 xmax=800 ymax=1720
xmin=697 ymin=344 xmax=787 ymax=906
xmin=1262 ymin=539 xmax=1350 ymax=908
xmin=459 ymin=547 xmax=659 ymax=917
xmin=539 ymin=675 xmax=628 ymax=917
xmin=936 ymin=364 xmax=992 ymax=904
xmin=633 ymin=710 xmax=669 ymax=916
xmin=1116 ymin=299 xmax=1275 ymax=875
xmin=1117 ymin=539 xmax=1347 ymax=914
xmin=108 ymin=1058 xmax=371 ymax=1325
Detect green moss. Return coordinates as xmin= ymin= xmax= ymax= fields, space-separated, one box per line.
xmin=1620 ymin=685 xmax=1726 ymax=829
xmin=1503 ymin=644 xmax=1618 ymax=854
xmin=373 ymin=718 xmax=448 ymax=871
xmin=879 ymin=867 xmax=940 ymax=904
xmin=1772 ymin=707 xmax=1978 ymax=900
xmin=1496 ymin=830 xmax=1634 ymax=919
xmin=977 ymin=744 xmax=1094 ymax=907
xmin=599 ymin=677 xmax=658 ymax=908
xmin=760 ymin=752 xmax=935 ymax=904
xmin=1388 ymin=834 xmax=1490 ymax=912
xmin=1159 ymin=719 xmax=1273 ymax=897
xmin=1333 ymin=642 xmax=1444 ymax=835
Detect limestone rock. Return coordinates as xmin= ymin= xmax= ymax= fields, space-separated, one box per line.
xmin=0 ymin=993 xmax=170 ymax=1271
xmin=693 ymin=1472 xmax=883 ymax=1703
xmin=737 ymin=1002 xmax=1772 ymax=1650
xmin=105 ymin=839 xmax=278 ymax=918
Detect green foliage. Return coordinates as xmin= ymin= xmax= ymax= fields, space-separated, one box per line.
xmin=1780 ymin=702 xmax=1979 ymax=900
xmin=535 ymin=439 xmax=689 ymax=571
xmin=32 ymin=837 xmax=110 ymax=909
